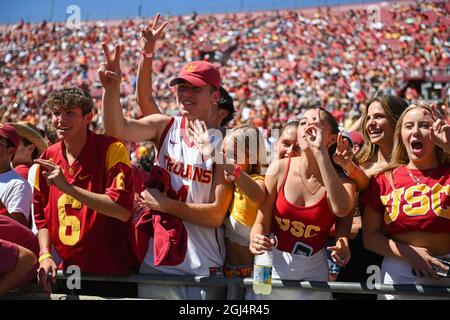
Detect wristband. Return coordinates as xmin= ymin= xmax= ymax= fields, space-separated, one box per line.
xmin=141 ymin=50 xmax=154 ymax=59
xmin=225 ymin=165 xmax=241 ymax=182
xmin=38 ymin=253 xmax=53 ymax=263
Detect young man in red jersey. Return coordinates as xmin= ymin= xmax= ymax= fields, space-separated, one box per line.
xmin=33 ymin=87 xmax=138 ymax=297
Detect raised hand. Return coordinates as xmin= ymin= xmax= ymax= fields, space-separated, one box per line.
xmin=35 ymin=159 xmax=70 ymax=193
xmin=333 ymin=132 xmax=354 ymax=170
xmin=140 ymin=13 xmax=168 ymax=54
xmin=187 ymin=120 xmax=218 ymax=159
xmin=430 ymin=104 xmax=450 ymax=152
xmin=98 ymin=43 xmax=122 ymax=89
xmin=304 ymin=108 xmax=326 ymax=153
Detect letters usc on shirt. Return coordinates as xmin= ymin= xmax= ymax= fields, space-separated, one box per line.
xmin=360 ymin=165 xmax=450 ymax=235
xmin=274 ymin=217 xmax=321 ymax=239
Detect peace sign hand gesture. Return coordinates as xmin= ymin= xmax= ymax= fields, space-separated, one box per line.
xmin=98 ymin=43 xmax=123 ymax=90
xmin=430 ymin=104 xmax=450 ymax=153
xmin=140 ymin=13 xmax=168 ymax=55
xmin=187 ymin=120 xmax=219 ymax=160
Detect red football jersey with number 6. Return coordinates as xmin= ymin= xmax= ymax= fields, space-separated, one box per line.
xmin=33 ymin=131 xmax=138 ymax=275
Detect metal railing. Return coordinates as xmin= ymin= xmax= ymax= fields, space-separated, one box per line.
xmin=51 ymin=271 xmax=450 ymax=299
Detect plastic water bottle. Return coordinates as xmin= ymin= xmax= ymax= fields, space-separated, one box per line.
xmin=253 ymin=248 xmax=273 ymax=295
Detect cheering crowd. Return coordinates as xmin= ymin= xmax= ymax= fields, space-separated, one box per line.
xmin=1 ymin=0 xmax=450 ymax=300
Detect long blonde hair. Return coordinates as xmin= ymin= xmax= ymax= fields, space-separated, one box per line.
xmin=382 ymin=103 xmax=450 ymax=183
xmin=225 ymin=125 xmax=268 ymax=175
xmin=357 ymin=95 xmax=408 ymax=164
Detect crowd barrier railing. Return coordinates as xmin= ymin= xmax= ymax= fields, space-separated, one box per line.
xmin=51 ymin=271 xmax=450 ymax=299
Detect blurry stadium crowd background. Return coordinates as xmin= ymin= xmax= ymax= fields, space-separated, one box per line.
xmin=0 ymin=0 xmax=449 ymax=160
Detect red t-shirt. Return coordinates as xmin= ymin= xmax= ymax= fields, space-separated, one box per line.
xmin=360 ymin=165 xmax=450 ymax=235
xmin=33 ymin=131 xmax=138 ymax=275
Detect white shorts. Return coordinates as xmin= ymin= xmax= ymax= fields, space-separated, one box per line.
xmin=224 ymin=214 xmax=251 ymax=247
xmin=245 ymin=248 xmax=331 ymax=300
xmin=380 ymin=255 xmax=450 ymax=300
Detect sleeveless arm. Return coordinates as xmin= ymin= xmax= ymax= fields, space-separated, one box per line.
xmin=150 ymin=165 xmax=235 ymax=228
xmin=222 ymin=164 xmax=266 ymax=207
xmin=102 ymin=86 xmax=170 ymax=146
xmin=250 ymin=160 xmax=284 ymax=246
xmin=316 ymin=148 xmax=356 ymax=217
xmin=136 ymin=54 xmax=160 ymax=116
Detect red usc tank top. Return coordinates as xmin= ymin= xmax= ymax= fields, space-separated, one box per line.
xmin=272 ymin=157 xmax=336 ymax=256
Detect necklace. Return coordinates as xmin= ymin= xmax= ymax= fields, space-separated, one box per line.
xmin=406 ymin=167 xmax=425 ymax=185
xmin=298 ymin=161 xmax=322 ymax=195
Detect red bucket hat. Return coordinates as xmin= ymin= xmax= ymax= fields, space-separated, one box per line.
xmin=169 ymin=61 xmax=220 ymax=89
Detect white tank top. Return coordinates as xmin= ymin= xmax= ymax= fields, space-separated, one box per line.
xmin=143 ymin=116 xmax=226 ymax=275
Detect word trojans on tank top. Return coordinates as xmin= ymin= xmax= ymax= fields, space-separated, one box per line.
xmin=156 ymin=117 xmax=215 ymax=203
xmin=145 ymin=116 xmax=225 ymax=275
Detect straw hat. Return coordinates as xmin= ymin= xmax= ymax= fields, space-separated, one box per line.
xmin=8 ymin=122 xmax=48 ymax=156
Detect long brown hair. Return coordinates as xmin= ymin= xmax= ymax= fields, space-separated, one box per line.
xmin=357 ymin=95 xmax=408 ymax=164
